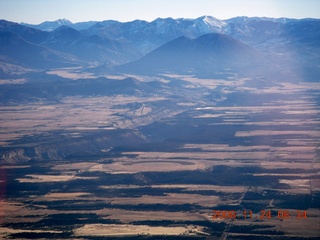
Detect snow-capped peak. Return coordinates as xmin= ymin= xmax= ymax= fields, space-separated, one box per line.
xmin=202 ymin=16 xmax=226 ymax=28
xmin=56 ymin=18 xmax=73 ymax=25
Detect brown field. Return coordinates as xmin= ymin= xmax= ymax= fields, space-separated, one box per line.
xmin=259 ymin=161 xmax=320 ymax=170
xmin=85 ymin=159 xmax=256 ymax=174
xmin=73 ymin=224 xmax=199 ymax=237
xmin=0 ymin=227 xmax=62 ymax=238
xmin=0 ymin=200 xmax=58 ymax=224
xmin=108 ymin=193 xmax=220 ymax=207
xmin=0 ymin=95 xmax=167 ymax=145
xmin=100 ymin=184 xmax=247 ymax=193
xmin=235 ymin=130 xmax=320 ymax=137
xmin=153 ymin=184 xmax=247 ymax=192
xmin=43 ymin=192 xmax=91 ymax=200
xmin=17 ymin=174 xmax=98 ymax=183
xmin=91 ymin=160 xmax=205 ymax=173
xmin=121 ymin=151 xmax=269 ymax=160
xmin=52 ymin=162 xmax=97 ymax=171
xmin=97 ymin=209 xmax=208 ymax=222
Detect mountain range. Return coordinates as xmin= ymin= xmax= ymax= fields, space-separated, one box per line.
xmin=0 ymin=16 xmax=319 ymax=78
xmin=22 ymin=18 xmax=97 ymax=31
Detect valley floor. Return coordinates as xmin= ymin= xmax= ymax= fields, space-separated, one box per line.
xmin=0 ymin=72 xmax=319 ymax=239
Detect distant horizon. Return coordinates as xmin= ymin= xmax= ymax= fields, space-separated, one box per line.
xmin=1 ymin=0 xmax=320 ymax=25
xmin=16 ymin=15 xmax=320 ymax=25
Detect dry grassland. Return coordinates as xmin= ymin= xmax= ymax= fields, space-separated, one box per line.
xmin=235 ymin=130 xmax=320 ymax=137
xmin=0 ymin=95 xmax=166 ymax=144
xmin=43 ymin=192 xmax=91 ymax=200
xmin=0 ymin=200 xmax=59 ymax=224
xmin=161 ymin=74 xmax=250 ymax=89
xmin=52 ymin=162 xmax=96 ymax=171
xmin=97 ymin=209 xmax=207 ymax=222
xmin=73 ymin=223 xmax=195 ymax=236
xmin=217 ymin=120 xmax=319 ymax=126
xmin=79 ymin=154 xmax=319 ymax=174
xmin=100 ymin=184 xmax=148 ymax=189
xmin=47 ymin=68 xmax=96 ymax=79
xmin=259 ymin=161 xmax=319 ymax=170
xmin=108 ymin=193 xmax=220 ymax=207
xmin=87 ymin=160 xmax=206 ymax=173
xmin=17 ymin=174 xmax=98 ymax=183
xmin=151 ymin=184 xmax=246 ymax=192
xmin=121 ymin=151 xmax=269 ymax=160
xmin=0 ymin=227 xmax=62 ymax=238
xmin=182 ymin=144 xmax=271 ymax=151
xmin=1 ymin=74 xmax=319 ymax=238
xmin=279 ymin=179 xmax=311 ymax=188
xmin=0 ymin=79 xmax=27 ymax=85
xmin=99 ymin=184 xmax=246 ymax=192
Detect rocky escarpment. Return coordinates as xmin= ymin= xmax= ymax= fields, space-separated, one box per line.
xmin=0 ymin=129 xmax=146 ymax=164
xmin=0 ymin=148 xmax=31 ymax=164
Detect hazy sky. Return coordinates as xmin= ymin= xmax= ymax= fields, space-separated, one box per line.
xmin=1 ymin=0 xmax=320 ymax=24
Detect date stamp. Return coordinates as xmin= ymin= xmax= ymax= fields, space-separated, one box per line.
xmin=212 ymin=210 xmax=307 ymax=220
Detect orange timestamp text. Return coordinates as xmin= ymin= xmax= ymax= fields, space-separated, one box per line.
xmin=212 ymin=210 xmax=307 ymax=220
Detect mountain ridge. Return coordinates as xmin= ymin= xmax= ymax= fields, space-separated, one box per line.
xmin=21 ymin=18 xmax=97 ymax=31
xmin=0 ymin=31 xmax=79 ymax=69
xmin=1 ymin=16 xmax=319 ymax=79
